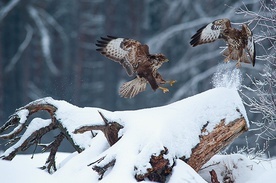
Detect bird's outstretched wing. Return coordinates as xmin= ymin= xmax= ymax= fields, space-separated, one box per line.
xmin=119 ymin=77 xmax=147 ymax=98
xmin=242 ymin=24 xmax=256 ymax=66
xmin=190 ymin=18 xmax=231 ymax=46
xmin=96 ymin=35 xmax=143 ymax=76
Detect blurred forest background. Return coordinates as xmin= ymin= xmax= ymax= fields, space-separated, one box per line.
xmin=0 ymin=0 xmax=275 ymax=154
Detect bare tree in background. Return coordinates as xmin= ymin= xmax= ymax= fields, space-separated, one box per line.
xmin=1 ymin=0 xmax=60 ymax=75
xmin=238 ymin=0 xmax=276 ymax=141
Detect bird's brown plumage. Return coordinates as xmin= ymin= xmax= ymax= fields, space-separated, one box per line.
xmin=96 ymin=36 xmax=175 ymax=98
xmin=190 ymin=18 xmax=256 ymax=67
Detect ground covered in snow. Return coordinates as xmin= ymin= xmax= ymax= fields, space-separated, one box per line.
xmin=1 ymin=152 xmax=276 ymax=183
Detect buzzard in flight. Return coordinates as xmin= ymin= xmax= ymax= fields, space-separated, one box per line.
xmin=190 ymin=18 xmax=255 ymax=67
xmin=96 ymin=36 xmax=175 ymax=98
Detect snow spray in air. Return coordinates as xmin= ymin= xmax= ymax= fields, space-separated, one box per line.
xmin=212 ymin=63 xmax=243 ymax=90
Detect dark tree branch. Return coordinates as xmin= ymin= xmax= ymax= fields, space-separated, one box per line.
xmin=0 ymin=115 xmax=22 ymax=134
xmin=40 ymin=132 xmax=65 ymax=173
xmin=57 ymin=122 xmax=83 ymax=153
xmin=135 ymin=147 xmax=172 ymax=183
xmin=98 ymin=111 xmax=109 ymax=125
xmin=0 ymin=98 xmax=81 ymax=165
xmin=1 ymin=122 xmax=57 ymax=160
xmin=74 ymin=111 xmax=123 ymax=146
xmin=92 ymin=159 xmax=116 ymax=180
xmin=210 ymin=169 xmax=220 ymax=183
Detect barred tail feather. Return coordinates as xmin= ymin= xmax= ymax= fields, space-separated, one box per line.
xmin=241 ymin=50 xmax=251 ymax=64
xmin=119 ymin=77 xmax=147 ymax=98
xmin=222 ymin=48 xmax=229 ymax=56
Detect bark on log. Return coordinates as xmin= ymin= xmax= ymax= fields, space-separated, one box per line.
xmin=210 ymin=169 xmax=220 ymax=183
xmin=187 ymin=117 xmax=248 ymax=172
xmin=135 ymin=147 xmax=172 ymax=182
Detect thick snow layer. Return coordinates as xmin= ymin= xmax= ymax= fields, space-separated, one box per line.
xmin=49 ymin=87 xmax=248 ymax=151
xmin=169 ymin=159 xmax=207 ymax=183
xmin=0 ymin=87 xmax=250 ymax=182
xmin=1 ymin=152 xmax=275 ymax=183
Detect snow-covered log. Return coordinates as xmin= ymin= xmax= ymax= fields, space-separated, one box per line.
xmin=0 ymin=87 xmax=248 ymax=181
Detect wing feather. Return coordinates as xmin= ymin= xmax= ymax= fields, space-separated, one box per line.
xmin=120 ymin=39 xmax=146 ymax=69
xmin=190 ymin=18 xmax=231 ymax=46
xmin=96 ymin=37 xmax=128 ymax=61
xmin=96 ymin=36 xmax=137 ymax=76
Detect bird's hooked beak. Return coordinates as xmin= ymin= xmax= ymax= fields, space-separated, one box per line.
xmin=164 ymin=59 xmax=169 ymax=62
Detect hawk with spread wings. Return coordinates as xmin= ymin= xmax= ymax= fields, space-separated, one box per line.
xmin=190 ymin=18 xmax=255 ymax=67
xmin=96 ymin=35 xmax=175 ymax=98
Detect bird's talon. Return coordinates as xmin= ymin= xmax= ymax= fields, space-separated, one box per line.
xmin=224 ymin=57 xmax=230 ymax=63
xmin=159 ymin=87 xmax=169 ymax=93
xmin=236 ymin=62 xmax=241 ymax=68
xmin=169 ymin=80 xmax=176 ymax=86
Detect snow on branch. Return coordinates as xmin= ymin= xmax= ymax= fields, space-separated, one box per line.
xmin=236 ymin=0 xmax=276 ymax=64
xmin=238 ymin=0 xmax=276 ymax=141
xmin=242 ymin=67 xmax=276 ymax=141
xmin=74 ymin=111 xmax=123 ymax=146
xmin=0 ymin=88 xmax=248 ymax=181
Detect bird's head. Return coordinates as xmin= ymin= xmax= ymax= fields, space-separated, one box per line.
xmin=149 ymin=54 xmax=169 ymax=70
xmin=151 ymin=54 xmax=169 ymax=63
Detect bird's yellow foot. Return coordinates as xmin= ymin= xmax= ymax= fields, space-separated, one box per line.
xmin=168 ymin=80 xmax=176 ymax=86
xmin=236 ymin=60 xmax=241 ymax=68
xmin=159 ymin=86 xmax=169 ymax=93
xmin=224 ymin=57 xmax=230 ymax=63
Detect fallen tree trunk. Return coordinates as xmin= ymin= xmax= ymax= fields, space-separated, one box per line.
xmin=0 ymin=88 xmax=249 ymax=182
